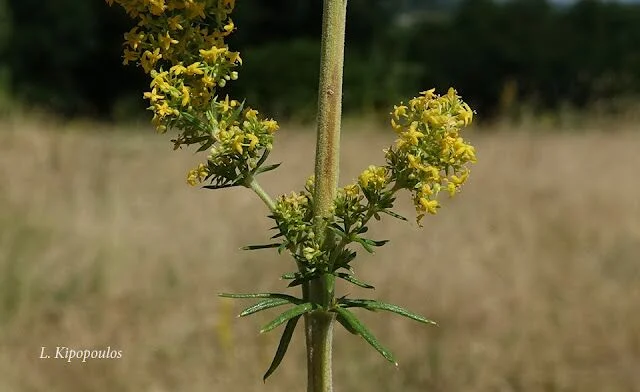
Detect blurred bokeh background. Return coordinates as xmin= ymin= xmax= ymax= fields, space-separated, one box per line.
xmin=1 ymin=1 xmax=639 ymax=391
xmin=2 ymin=0 xmax=640 ymax=122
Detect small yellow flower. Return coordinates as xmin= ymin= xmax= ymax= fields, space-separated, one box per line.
xmin=122 ymin=48 xmax=138 ymax=65
xmin=201 ymin=74 xmax=215 ymax=87
xmin=150 ymin=71 xmax=170 ymax=90
xmin=219 ymin=95 xmax=238 ymax=112
xmin=401 ymin=122 xmax=424 ymax=146
xmin=458 ymin=103 xmax=473 ymax=126
xmin=406 ymin=154 xmax=423 ymax=171
xmin=167 ymin=15 xmax=183 ymax=30
xmin=343 ymin=184 xmax=360 ymax=198
xmin=185 ymin=1 xmax=206 ymax=18
xmin=185 ymin=62 xmax=204 ymax=76
xmin=200 ymin=46 xmax=227 ymax=62
xmin=223 ymin=20 xmax=235 ymax=33
xmin=141 ymin=48 xmax=162 ymax=73
xmin=245 ymin=109 xmax=258 ymax=121
xmin=419 ymin=183 xmax=433 ymax=197
xmin=450 ymin=170 xmax=469 ymax=185
xmin=446 ymin=182 xmax=457 ymax=197
xmin=246 ymin=134 xmax=259 ymax=150
xmin=143 ymin=88 xmax=164 ymax=103
xmin=419 ymin=198 xmax=439 ymax=215
xmin=155 ymin=101 xmax=176 ymax=118
xmin=393 ymin=105 xmax=408 ymax=118
xmin=263 ymin=119 xmax=279 ymax=133
xmin=148 ymin=0 xmax=166 ymax=15
xmin=420 ymin=89 xmax=436 ymax=99
xmin=180 ymin=85 xmax=190 ymax=107
xmin=124 ymin=27 xmax=143 ymax=50
xmin=158 ymin=32 xmax=178 ymax=51
xmin=358 ymin=165 xmax=388 ymax=191
xmin=232 ymin=134 xmax=244 ymax=154
xmin=186 ymin=163 xmax=208 ymax=186
xmin=390 ymin=118 xmax=403 ymax=133
xmin=226 ymin=51 xmax=242 ymax=65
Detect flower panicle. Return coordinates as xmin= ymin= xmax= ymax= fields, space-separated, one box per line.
xmin=387 ymin=87 xmax=476 ymax=225
xmin=107 ymin=0 xmax=280 ymax=189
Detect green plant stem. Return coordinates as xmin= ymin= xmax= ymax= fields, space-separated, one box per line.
xmin=306 ymin=1 xmax=348 ymax=392
xmin=307 ymin=309 xmax=336 ymax=392
xmin=246 ymin=177 xmax=275 ymax=212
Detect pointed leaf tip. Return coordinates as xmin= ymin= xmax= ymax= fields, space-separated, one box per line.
xmin=239 ymin=298 xmax=293 ymax=317
xmin=341 ymin=299 xmax=436 ymax=325
xmin=334 ymin=307 xmax=396 ymax=364
xmin=263 ymin=315 xmax=301 ymax=381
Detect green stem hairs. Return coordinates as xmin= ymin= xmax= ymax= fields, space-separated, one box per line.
xmin=107 ymin=1 xmax=476 ymax=390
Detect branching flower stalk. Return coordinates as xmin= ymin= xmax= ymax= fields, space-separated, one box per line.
xmin=107 ymin=1 xmax=477 ymax=391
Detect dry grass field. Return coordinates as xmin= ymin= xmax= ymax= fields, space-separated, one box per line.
xmin=0 ymin=117 xmax=639 ymax=391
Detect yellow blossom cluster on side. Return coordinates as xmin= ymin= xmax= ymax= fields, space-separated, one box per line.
xmin=107 ymin=0 xmax=281 ymax=189
xmin=387 ymin=88 xmax=477 ymax=224
xmin=358 ymin=166 xmax=389 ymax=192
xmin=272 ymin=191 xmax=323 ymax=263
xmin=184 ymin=104 xmax=280 ymax=186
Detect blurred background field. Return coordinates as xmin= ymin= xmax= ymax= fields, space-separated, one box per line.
xmin=1 ymin=0 xmax=640 ymax=391
xmin=1 ymin=119 xmax=639 ymax=391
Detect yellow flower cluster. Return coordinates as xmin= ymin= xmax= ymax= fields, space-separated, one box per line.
xmin=358 ymin=166 xmax=389 ymax=192
xmin=184 ymin=104 xmax=280 ymax=186
xmin=387 ymin=88 xmax=476 ymax=224
xmin=107 ymin=0 xmax=280 ymax=188
xmin=273 ymin=191 xmax=322 ymax=263
xmin=186 ymin=162 xmax=208 ymax=186
xmin=334 ymin=183 xmax=363 ymax=219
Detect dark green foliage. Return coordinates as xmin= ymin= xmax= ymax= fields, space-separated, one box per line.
xmin=3 ymin=0 xmax=640 ymax=121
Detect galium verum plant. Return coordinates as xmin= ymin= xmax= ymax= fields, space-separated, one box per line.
xmin=107 ymin=0 xmax=476 ymax=389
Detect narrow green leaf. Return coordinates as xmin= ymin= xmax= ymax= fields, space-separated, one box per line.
xmin=241 ymin=243 xmax=281 ymax=251
xmin=336 ymin=272 xmax=375 ymax=289
xmin=341 ymin=299 xmax=436 ymax=325
xmin=219 ymin=293 xmax=302 ymax=302
xmin=329 ymin=223 xmax=345 ymax=233
xmin=239 ymin=298 xmax=292 ymax=317
xmin=255 ymin=163 xmax=282 ymax=174
xmin=381 ymin=209 xmax=408 ymax=221
xmin=280 ymin=272 xmax=300 ymax=280
xmin=357 ymin=226 xmax=369 ymax=234
xmin=196 ymin=139 xmax=215 ymax=152
xmin=261 ymin=303 xmax=315 ymax=333
xmin=354 ymin=237 xmax=375 ymax=253
xmin=263 ymin=315 xmax=301 ymax=381
xmin=287 ymin=274 xmax=315 ymax=288
xmin=333 ymin=307 xmax=397 ymax=365
xmin=203 ymin=184 xmax=237 ymax=190
xmin=363 ymin=238 xmax=390 ymax=247
xmin=328 ymin=228 xmax=347 ymax=240
xmin=336 ymin=313 xmax=359 ymax=335
xmin=253 ymin=148 xmax=271 ymax=169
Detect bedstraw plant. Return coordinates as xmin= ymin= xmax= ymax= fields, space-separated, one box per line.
xmin=106 ymin=0 xmax=477 ymax=390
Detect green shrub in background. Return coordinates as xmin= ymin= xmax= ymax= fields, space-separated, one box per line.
xmin=233 ymin=39 xmax=420 ymax=122
xmin=0 ymin=0 xmax=11 ymax=111
xmin=2 ymin=0 xmax=640 ymax=122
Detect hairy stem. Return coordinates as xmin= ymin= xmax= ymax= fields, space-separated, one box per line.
xmin=247 ymin=177 xmax=276 ymax=212
xmin=306 ymin=1 xmax=348 ymax=392
xmin=307 ymin=310 xmax=336 ymax=392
